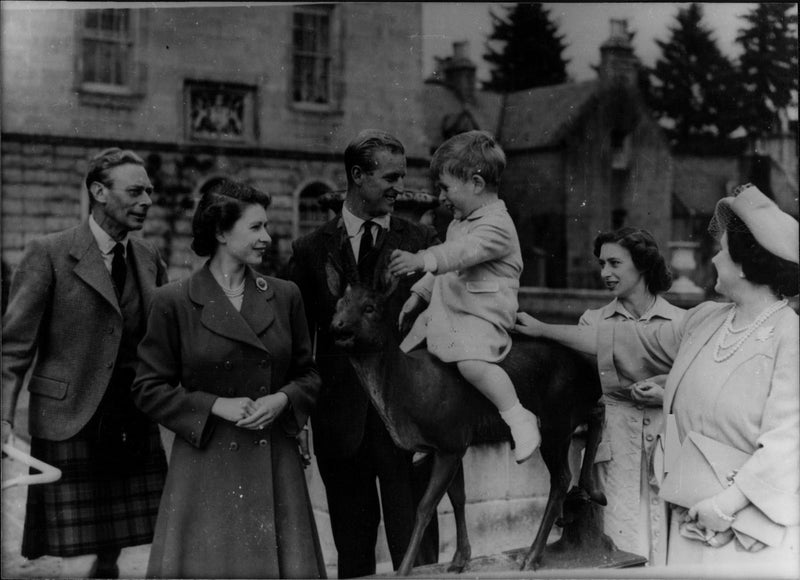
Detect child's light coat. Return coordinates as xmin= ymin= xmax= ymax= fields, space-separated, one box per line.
xmin=400 ymin=200 xmax=523 ymax=362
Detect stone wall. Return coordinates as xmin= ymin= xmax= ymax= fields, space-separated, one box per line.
xmin=1 ymin=5 xmax=428 ymax=159
xmin=0 ymin=135 xmax=431 ymax=281
xmin=1 ymin=141 xmax=87 ymax=267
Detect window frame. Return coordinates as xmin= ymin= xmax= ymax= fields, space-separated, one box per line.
xmin=75 ymin=8 xmax=146 ymax=103
xmin=290 ymin=4 xmax=341 ymax=113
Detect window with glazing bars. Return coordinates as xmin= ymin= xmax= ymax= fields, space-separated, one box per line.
xmin=81 ymin=9 xmax=132 ymax=87
xmin=292 ymin=6 xmax=332 ymax=104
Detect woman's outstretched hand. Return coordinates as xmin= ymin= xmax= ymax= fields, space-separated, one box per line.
xmin=514 ymin=312 xmax=545 ymax=337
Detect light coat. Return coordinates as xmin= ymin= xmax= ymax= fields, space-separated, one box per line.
xmin=132 ymin=265 xmax=324 ymax=579
xmin=401 ymin=200 xmax=522 ymax=363
xmin=607 ymin=301 xmax=799 ymax=566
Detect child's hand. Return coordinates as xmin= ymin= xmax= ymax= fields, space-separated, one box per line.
xmin=389 ymin=249 xmax=424 ymax=277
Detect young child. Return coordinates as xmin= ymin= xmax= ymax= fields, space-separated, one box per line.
xmin=388 ymin=130 xmax=541 ymax=463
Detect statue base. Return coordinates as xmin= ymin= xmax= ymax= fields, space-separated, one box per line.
xmin=374 ymin=487 xmax=647 ymax=576
xmin=375 ymin=545 xmax=645 ymax=577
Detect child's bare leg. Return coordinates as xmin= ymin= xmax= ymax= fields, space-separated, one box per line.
xmin=457 ymin=360 xmax=541 ymax=463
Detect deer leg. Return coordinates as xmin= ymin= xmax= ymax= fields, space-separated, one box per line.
xmin=397 ymin=452 xmax=462 ymax=576
xmin=521 ymin=433 xmax=571 ymax=571
xmin=445 ymin=458 xmax=471 ymax=573
xmin=578 ymin=402 xmax=607 ymax=506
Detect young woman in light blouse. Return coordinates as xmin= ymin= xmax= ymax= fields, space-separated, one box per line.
xmin=577 ymin=227 xmax=684 ymax=565
xmin=517 ymin=185 xmax=799 ymax=575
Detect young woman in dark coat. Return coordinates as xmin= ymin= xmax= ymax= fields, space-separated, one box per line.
xmin=133 ymin=179 xmax=325 ymax=579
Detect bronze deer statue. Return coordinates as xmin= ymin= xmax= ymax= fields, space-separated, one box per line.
xmin=330 ymin=271 xmax=607 ymax=574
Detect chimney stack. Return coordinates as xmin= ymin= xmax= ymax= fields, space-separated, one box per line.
xmin=444 ymin=41 xmax=477 ymax=104
xmin=599 ymin=19 xmax=638 ymax=89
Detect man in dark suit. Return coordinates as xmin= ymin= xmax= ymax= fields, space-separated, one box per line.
xmin=288 ymin=130 xmax=440 ymax=578
xmin=1 ymin=148 xmax=168 ymax=578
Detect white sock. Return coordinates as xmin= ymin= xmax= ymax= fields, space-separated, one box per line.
xmin=499 ymin=401 xmax=526 ymax=425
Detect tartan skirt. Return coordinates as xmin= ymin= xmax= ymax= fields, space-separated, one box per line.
xmin=21 ymin=420 xmax=167 ymax=558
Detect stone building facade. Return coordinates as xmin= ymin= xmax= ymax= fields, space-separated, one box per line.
xmin=0 ymin=5 xmax=723 ymax=573
xmin=1 ymin=4 xmax=431 ymax=280
xmin=423 ymin=21 xmax=673 ymax=288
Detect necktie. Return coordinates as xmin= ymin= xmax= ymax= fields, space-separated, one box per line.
xmin=112 ymin=242 xmax=127 ymax=296
xmin=358 ymin=221 xmax=375 ymax=264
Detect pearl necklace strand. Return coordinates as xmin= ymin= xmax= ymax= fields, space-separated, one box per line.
xmin=713 ymin=299 xmax=788 ymax=363
xmin=220 ymin=278 xmax=245 ymax=299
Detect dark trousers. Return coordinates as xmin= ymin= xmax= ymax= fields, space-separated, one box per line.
xmin=316 ymin=406 xmax=439 ymax=578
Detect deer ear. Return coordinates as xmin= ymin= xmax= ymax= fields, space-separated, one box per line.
xmin=374 ymin=265 xmax=399 ymax=298
xmin=325 ymin=260 xmax=344 ymax=297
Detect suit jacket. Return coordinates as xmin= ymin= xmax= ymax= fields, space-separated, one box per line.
xmin=1 ymin=222 xmax=167 ymax=441
xmin=287 ymin=214 xmax=439 ymax=459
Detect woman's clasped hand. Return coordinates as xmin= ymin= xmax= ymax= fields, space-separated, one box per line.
xmin=210 ymin=393 xmax=290 ymax=430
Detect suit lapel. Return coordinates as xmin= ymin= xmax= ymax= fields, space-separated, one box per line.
xmin=70 ymin=223 xmax=121 ymax=315
xmin=377 ymin=219 xmax=397 ymax=253
xmin=664 ymin=307 xmax=729 ymax=412
xmin=189 ymin=266 xmax=269 ymax=353
xmin=325 ymin=218 xmax=349 ymax=272
xmin=128 ymin=237 xmax=158 ymax=308
xmin=324 ymin=217 xmax=360 ymax=289
xmin=239 ymin=267 xmax=275 ymax=341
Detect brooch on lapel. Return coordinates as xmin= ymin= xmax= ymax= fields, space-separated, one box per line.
xmin=255 ymin=277 xmax=269 ymax=292
xmin=754 ymin=326 xmax=774 ymax=342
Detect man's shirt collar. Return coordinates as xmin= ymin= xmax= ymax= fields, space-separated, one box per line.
xmin=341 ymin=204 xmax=390 ymax=237
xmin=89 ymin=214 xmax=128 ymax=256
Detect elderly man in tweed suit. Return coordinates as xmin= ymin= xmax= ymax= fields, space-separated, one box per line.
xmin=1 ymin=148 xmax=168 ymax=578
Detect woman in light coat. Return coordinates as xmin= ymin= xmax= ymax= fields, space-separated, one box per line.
xmin=133 ymin=180 xmax=324 ymax=579
xmin=517 ymin=184 xmax=799 ymax=576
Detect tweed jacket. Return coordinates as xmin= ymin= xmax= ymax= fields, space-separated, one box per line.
xmin=287 ymin=214 xmax=439 ymax=459
xmin=606 ymin=301 xmax=800 ymax=528
xmin=400 ymin=200 xmax=523 ymax=363
xmin=1 ymin=222 xmax=167 ymax=440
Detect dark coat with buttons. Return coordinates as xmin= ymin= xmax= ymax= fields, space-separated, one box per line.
xmin=132 ymin=264 xmax=325 ymax=579
xmin=2 ymin=221 xmax=167 ymax=438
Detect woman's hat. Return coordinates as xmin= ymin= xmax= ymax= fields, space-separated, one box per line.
xmin=710 ymin=184 xmax=799 ymax=264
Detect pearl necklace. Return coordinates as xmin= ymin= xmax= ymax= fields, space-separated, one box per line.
xmin=713 ymin=299 xmax=788 ymax=362
xmin=220 ymin=278 xmax=245 ymax=299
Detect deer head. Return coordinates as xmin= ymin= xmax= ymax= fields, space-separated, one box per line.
xmin=330 ymin=263 xmax=399 ymax=354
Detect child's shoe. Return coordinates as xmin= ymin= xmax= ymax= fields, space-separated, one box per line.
xmin=500 ymin=403 xmax=541 ymax=464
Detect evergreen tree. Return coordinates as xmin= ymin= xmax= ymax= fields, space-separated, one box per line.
xmin=483 ymin=3 xmax=569 ymax=93
xmin=645 ymin=3 xmax=739 ymax=152
xmin=735 ymin=3 xmax=798 ymax=139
